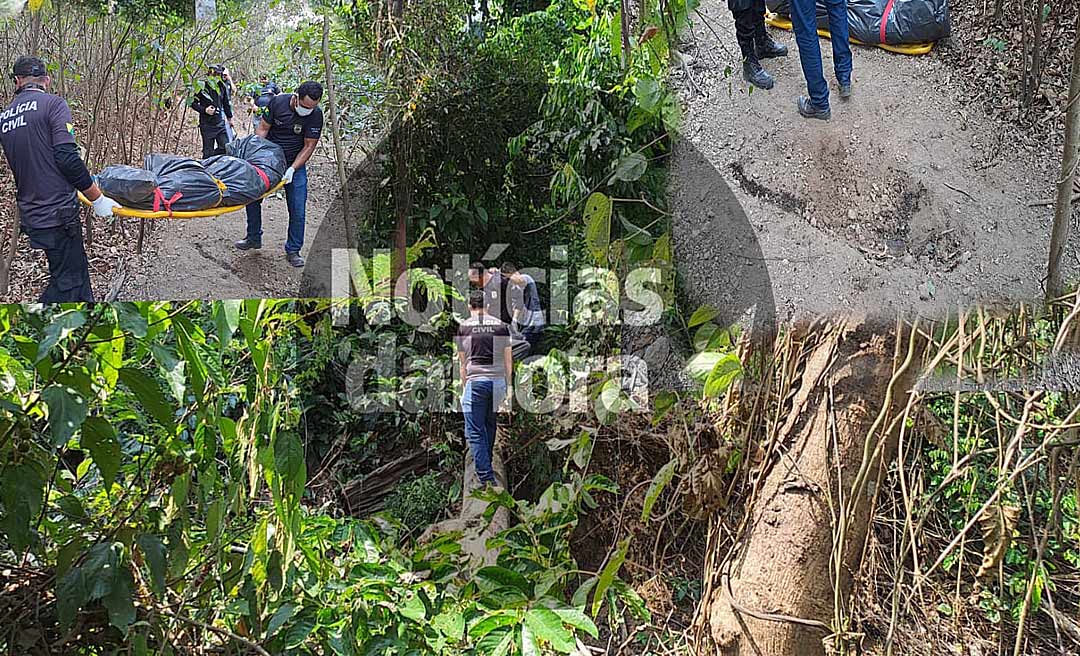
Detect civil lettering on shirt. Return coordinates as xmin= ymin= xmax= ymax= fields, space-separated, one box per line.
xmin=1 ymin=100 xmax=39 ymax=133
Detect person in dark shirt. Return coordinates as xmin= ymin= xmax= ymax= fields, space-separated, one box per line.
xmin=248 ymin=74 xmax=280 ymax=133
xmin=234 ymin=81 xmax=323 ymax=268
xmin=455 ymin=290 xmax=513 ymax=487
xmin=190 ymin=63 xmax=234 ymax=158
xmin=501 ymin=262 xmax=546 ymax=355
xmin=0 ymin=56 xmax=120 ymax=303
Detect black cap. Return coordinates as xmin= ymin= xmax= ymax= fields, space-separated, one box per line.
xmin=12 ymin=56 xmax=47 ymax=78
xmin=209 ymin=63 xmax=224 ymax=74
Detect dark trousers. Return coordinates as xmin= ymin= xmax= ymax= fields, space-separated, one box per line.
xmin=24 ymin=217 xmax=94 ymax=304
xmin=731 ymin=0 xmax=768 ymax=61
xmin=200 ymin=127 xmax=228 ymax=159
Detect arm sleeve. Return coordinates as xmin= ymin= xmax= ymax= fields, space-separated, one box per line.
xmin=190 ymin=92 xmax=206 ymax=114
xmin=53 ymin=143 xmax=93 ymax=192
xmin=49 ymin=99 xmax=77 ymax=147
xmin=222 ymin=85 xmax=233 ymax=119
xmin=304 ymin=112 xmax=323 ymax=140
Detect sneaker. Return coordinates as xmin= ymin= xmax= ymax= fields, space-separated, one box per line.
xmin=742 ymin=60 xmax=775 ymax=91
xmin=756 ymin=36 xmax=788 ymax=59
xmin=234 ymin=237 xmax=261 ymax=250
xmin=285 ymin=251 xmax=305 ymax=268
xmin=797 ymin=96 xmax=831 ymax=120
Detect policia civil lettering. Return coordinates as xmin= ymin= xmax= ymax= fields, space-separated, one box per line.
xmin=0 ymin=56 xmax=120 ymax=303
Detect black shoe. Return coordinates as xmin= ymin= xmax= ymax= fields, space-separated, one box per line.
xmin=285 ymin=251 xmax=305 ymax=268
xmin=756 ymin=36 xmax=788 ymax=59
xmin=839 ymin=81 xmax=852 ymax=99
xmin=797 ymin=96 xmax=831 ymax=120
xmin=234 ymin=237 xmax=261 ymax=250
xmin=742 ymin=60 xmax=775 ymax=90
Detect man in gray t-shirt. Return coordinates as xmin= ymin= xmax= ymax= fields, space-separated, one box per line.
xmin=455 ymin=290 xmax=513 ymax=486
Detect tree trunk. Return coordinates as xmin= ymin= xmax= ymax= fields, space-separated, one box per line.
xmin=709 ymin=316 xmax=918 ymax=655
xmin=1046 ymin=9 xmax=1080 ymax=300
xmin=321 ymin=15 xmax=356 ymax=252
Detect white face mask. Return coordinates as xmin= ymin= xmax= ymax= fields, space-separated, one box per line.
xmin=295 ymin=98 xmax=314 ymax=117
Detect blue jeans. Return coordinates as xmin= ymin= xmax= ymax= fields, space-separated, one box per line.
xmin=461 ymin=378 xmax=506 ymax=485
xmin=790 ymin=0 xmax=852 ymax=108
xmin=244 ymin=165 xmax=308 ymax=254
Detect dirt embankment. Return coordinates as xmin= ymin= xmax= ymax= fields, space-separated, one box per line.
xmin=671 ymin=0 xmax=1073 ymax=324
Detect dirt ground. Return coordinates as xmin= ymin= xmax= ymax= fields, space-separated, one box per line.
xmin=670 ymin=0 xmax=1076 ymax=324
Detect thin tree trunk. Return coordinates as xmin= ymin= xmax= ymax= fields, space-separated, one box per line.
xmin=1046 ymin=10 xmax=1080 ymax=300
xmin=321 ymin=15 xmax=356 ymax=251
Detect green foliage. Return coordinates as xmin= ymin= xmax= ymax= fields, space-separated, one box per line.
xmin=385 ymin=472 xmax=450 ymax=533
xmin=0 ymin=300 xmax=644 ymax=654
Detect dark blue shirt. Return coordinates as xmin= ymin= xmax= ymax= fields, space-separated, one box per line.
xmin=263 ymin=94 xmax=323 ymax=164
xmin=0 ymin=89 xmax=79 ymax=229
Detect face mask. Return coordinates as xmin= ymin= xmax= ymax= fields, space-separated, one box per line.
xmin=295 ymin=103 xmax=314 ymax=117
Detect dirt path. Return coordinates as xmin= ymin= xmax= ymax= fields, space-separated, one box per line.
xmin=671 ymin=1 xmax=1074 ymax=324
xmin=121 ymin=135 xmax=343 ymax=301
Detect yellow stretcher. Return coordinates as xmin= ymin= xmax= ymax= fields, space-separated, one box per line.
xmin=78 ymin=180 xmax=286 ymax=219
xmin=764 ymin=12 xmax=935 ymax=56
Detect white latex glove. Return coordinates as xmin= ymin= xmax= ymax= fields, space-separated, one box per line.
xmin=205 ymin=105 xmax=217 ymax=115
xmin=91 ymin=194 xmax=121 ymax=217
xmin=282 ymin=166 xmax=295 ymax=185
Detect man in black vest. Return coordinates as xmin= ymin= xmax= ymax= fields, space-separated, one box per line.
xmin=728 ymin=0 xmax=788 ymax=90
xmin=0 ymin=56 xmax=120 ymax=303
xmin=190 ymin=63 xmax=233 ymax=158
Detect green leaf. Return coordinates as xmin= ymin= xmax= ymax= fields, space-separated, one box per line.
xmin=103 ymin=564 xmax=136 ymax=635
xmin=0 ymin=461 xmax=46 ymax=552
xmin=151 ymin=345 xmax=187 ymax=404
xmin=266 ymin=603 xmax=297 ymax=638
xmin=520 ymin=623 xmax=540 ymax=656
xmin=81 ymin=416 xmax=121 ymax=488
xmin=36 ymin=309 xmax=85 ymax=362
xmin=687 ymin=305 xmax=719 ymax=328
xmin=704 ymin=353 xmax=742 ymax=399
xmin=552 ymin=607 xmax=599 ymax=639
xmin=432 ymin=609 xmax=465 ymax=640
xmin=477 ymin=566 xmax=533 ymax=597
xmin=524 ymin=607 xmax=575 ymax=653
xmin=610 ymin=152 xmax=647 ymax=184
xmin=582 ymin=192 xmax=612 ymax=265
xmin=469 ymin=614 xmax=518 ymax=640
xmin=641 ymin=459 xmax=678 ymax=523
xmin=115 ymin=303 xmax=148 ymax=338
xmin=273 ymin=432 xmax=305 ymax=486
xmin=118 ymin=368 xmax=175 ymax=429
xmin=42 ymin=384 xmax=89 ymax=447
xmin=684 ymin=351 xmax=722 ymax=382
xmin=136 ymin=534 xmax=168 ymax=596
xmin=56 ymin=565 xmax=88 ymax=630
xmin=633 ymin=78 xmax=661 ymax=112
xmin=283 ymin=612 xmax=316 ymax=648
xmin=591 ymin=538 xmax=629 ymax=617
xmin=215 ymin=300 xmax=241 ymax=348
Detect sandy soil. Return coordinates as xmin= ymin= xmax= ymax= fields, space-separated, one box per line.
xmin=670 ymin=0 xmax=1076 ymax=325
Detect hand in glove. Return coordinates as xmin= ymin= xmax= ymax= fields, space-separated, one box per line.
xmin=282 ymin=166 xmax=296 ymax=185
xmin=91 ymin=194 xmax=121 ymax=218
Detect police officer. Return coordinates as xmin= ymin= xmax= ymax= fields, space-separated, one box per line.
xmin=190 ymin=63 xmax=234 ymax=158
xmin=729 ymin=0 xmax=788 ymax=90
xmin=0 ymin=56 xmax=120 ymax=303
xmin=248 ymin=74 xmax=280 ymax=133
xmin=234 ymin=81 xmax=323 ymax=268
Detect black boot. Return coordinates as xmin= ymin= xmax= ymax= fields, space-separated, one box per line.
xmin=742 ymin=58 xmax=775 ymax=90
xmin=756 ymin=35 xmax=788 ymax=59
